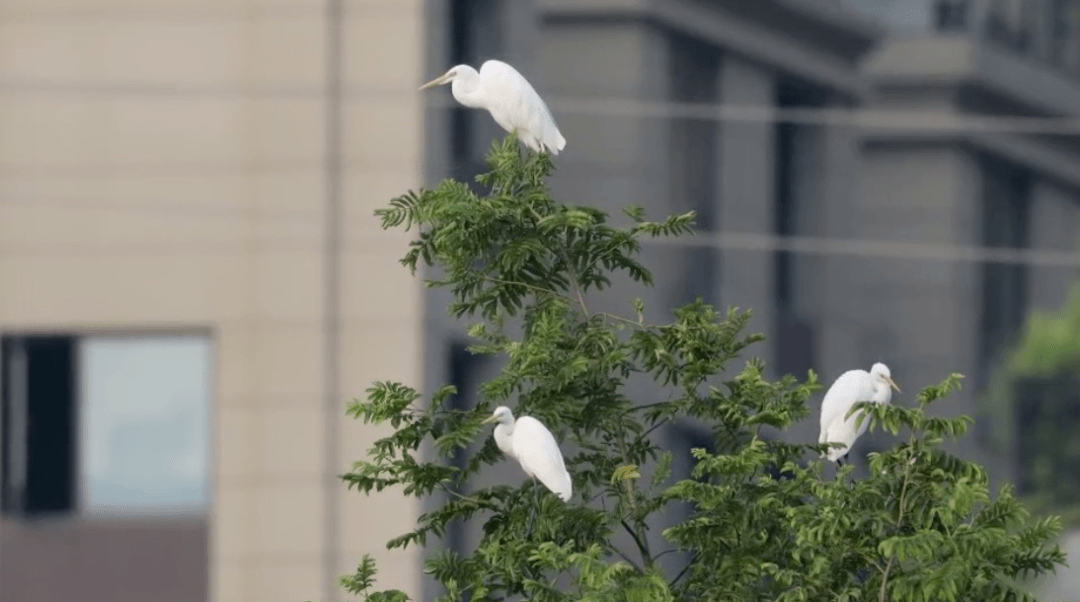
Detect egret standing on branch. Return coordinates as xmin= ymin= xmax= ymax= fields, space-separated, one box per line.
xmin=419 ymin=60 xmax=567 ymax=156
xmin=818 ymin=362 xmax=901 ymax=466
xmin=482 ymin=406 xmax=572 ymax=503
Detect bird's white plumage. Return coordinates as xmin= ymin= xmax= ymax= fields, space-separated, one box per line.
xmin=818 ymin=362 xmax=899 ymax=462
xmin=485 ymin=406 xmax=572 ymax=502
xmin=420 ymin=60 xmax=566 ymax=155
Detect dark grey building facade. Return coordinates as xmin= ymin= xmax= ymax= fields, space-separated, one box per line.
xmin=421 ymin=0 xmax=1080 ymax=594
xmin=845 ymin=0 xmax=1080 ymax=471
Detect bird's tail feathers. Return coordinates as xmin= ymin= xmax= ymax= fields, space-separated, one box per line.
xmin=824 ymin=444 xmax=849 ymax=462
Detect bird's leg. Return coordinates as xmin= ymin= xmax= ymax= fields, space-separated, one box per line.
xmin=526 ymin=479 xmax=540 ymax=537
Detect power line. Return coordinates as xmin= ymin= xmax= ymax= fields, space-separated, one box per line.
xmin=0 ymin=235 xmax=412 ymax=255
xmin=1 ymin=75 xmax=1080 ymax=136
xmin=539 ymin=97 xmax=1080 ymax=137
xmin=0 ymin=158 xmax=322 ymax=177
xmin=1 ymin=226 xmax=1078 ymax=269
xmin=0 ymin=157 xmax=414 ymax=178
xmin=0 ymin=2 xmax=411 ymax=20
xmin=645 ymin=231 xmax=1080 ymax=268
xmin=0 ymin=193 xmax=317 ymax=221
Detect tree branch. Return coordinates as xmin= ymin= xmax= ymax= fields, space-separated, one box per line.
xmin=621 ymin=519 xmax=652 ymax=568
xmin=604 ymin=542 xmax=644 ymax=573
xmin=482 ymin=275 xmax=565 ymax=300
xmin=670 ymin=553 xmax=697 ymax=587
xmin=879 ymin=447 xmax=915 ymax=602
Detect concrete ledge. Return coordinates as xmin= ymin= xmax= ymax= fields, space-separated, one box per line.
xmin=539 ymin=0 xmax=880 ymax=99
xmin=866 ymin=37 xmax=1080 ymax=118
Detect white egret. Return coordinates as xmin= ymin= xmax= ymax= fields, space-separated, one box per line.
xmin=818 ymin=362 xmax=901 ymax=465
xmin=419 ymin=60 xmax=567 ymax=156
xmin=482 ymin=406 xmax=572 ymax=502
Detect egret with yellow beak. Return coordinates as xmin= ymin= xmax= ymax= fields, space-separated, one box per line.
xmin=482 ymin=406 xmax=572 ymax=502
xmin=420 ymin=60 xmax=566 ymax=156
xmin=818 ymin=362 xmax=901 ymax=466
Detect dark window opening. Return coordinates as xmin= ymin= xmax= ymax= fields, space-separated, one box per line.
xmin=1 ymin=335 xmax=77 ymax=517
xmin=1048 ymin=0 xmax=1080 ymax=70
xmin=773 ymin=118 xmax=797 ymax=314
xmin=667 ymin=36 xmax=719 ymax=307
xmin=985 ymin=0 xmax=1036 ymax=53
xmin=444 ymin=341 xmax=486 ymax=557
xmin=449 ymin=0 xmax=475 ymax=183
xmin=666 ymin=422 xmax=717 ymax=495
xmin=448 ymin=0 xmax=502 ymax=185
xmin=935 ymin=0 xmax=969 ymax=31
xmin=771 ymin=80 xmax=826 ymax=379
xmin=979 ymin=155 xmax=1030 ymax=390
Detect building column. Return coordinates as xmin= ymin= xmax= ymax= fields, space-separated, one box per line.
xmin=833 ymin=144 xmax=983 ymax=461
xmin=792 ymin=98 xmax=862 ymax=386
xmin=537 ymin=19 xmax=672 ymax=322
xmin=715 ymin=53 xmax=777 ymax=370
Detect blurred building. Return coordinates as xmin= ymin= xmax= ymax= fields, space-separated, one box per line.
xmin=422 ymin=0 xmax=885 ymax=592
xmin=423 ymin=0 xmax=1080 ymax=596
xmin=843 ymin=0 xmax=1080 ymax=468
xmin=0 ymin=2 xmax=426 ymax=602
xmin=1 ymin=1 xmax=1079 ymax=602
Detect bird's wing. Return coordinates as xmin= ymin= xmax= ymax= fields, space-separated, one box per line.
xmin=479 ymin=60 xmax=565 ymax=153
xmin=819 ymin=370 xmax=874 ymax=438
xmin=512 ymin=416 xmax=572 ymax=501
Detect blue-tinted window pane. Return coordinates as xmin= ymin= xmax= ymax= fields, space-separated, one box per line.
xmin=79 ymin=335 xmax=212 ymax=515
xmin=844 ymin=0 xmax=934 ymax=33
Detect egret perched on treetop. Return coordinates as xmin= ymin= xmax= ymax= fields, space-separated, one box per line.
xmin=818 ymin=362 xmax=900 ymax=465
xmin=482 ymin=406 xmax=572 ymax=502
xmin=419 ymin=60 xmax=567 ymax=156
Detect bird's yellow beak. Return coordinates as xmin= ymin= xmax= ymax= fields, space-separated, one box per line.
xmin=481 ymin=414 xmax=499 ymax=424
xmin=419 ymin=72 xmax=451 ymax=91
xmin=885 ymin=376 xmax=901 ymax=393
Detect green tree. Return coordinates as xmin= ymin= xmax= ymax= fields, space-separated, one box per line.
xmin=337 ymin=136 xmax=1066 ymax=602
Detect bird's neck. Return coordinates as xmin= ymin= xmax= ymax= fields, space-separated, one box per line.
xmin=451 ymin=79 xmax=485 ymax=109
xmin=872 ymin=384 xmax=891 ymax=403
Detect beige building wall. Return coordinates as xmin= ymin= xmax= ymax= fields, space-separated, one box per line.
xmin=0 ymin=1 xmax=425 ymax=601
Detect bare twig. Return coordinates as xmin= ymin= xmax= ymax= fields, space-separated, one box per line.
xmin=437 ymin=484 xmax=501 ymax=514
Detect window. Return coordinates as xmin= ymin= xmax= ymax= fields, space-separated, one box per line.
xmin=448 ymin=0 xmax=503 ymax=184
xmin=986 ymin=0 xmax=1036 ymax=52
xmin=979 ymin=156 xmax=1030 ymax=386
xmin=843 ymin=0 xmax=934 ymax=33
xmin=1049 ymin=0 xmax=1080 ymax=71
xmin=79 ymin=336 xmax=211 ymax=515
xmin=444 ymin=340 xmax=490 ymax=556
xmin=1 ymin=336 xmax=76 ymax=516
xmin=1 ymin=333 xmax=212 ymax=518
xmin=667 ymin=36 xmax=719 ymax=307
xmin=773 ymin=118 xmax=797 ymax=316
xmin=935 ymin=0 xmax=970 ymax=31
xmin=771 ymin=80 xmax=825 ymax=379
